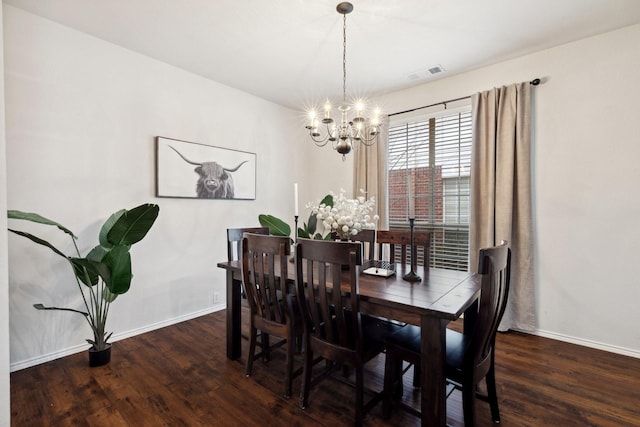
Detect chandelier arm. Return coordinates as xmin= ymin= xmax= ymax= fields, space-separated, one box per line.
xmin=309 ymin=131 xmax=330 ymax=147
xmin=359 ymin=134 xmax=379 ymax=145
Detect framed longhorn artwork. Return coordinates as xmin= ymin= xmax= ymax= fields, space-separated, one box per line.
xmin=155 ymin=137 xmax=256 ymax=200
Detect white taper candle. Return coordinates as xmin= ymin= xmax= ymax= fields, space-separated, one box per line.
xmin=408 ymin=175 xmax=415 ymax=218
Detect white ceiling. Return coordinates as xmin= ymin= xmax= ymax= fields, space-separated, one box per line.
xmin=4 ymin=0 xmax=640 ymax=110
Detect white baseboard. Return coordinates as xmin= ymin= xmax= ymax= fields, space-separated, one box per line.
xmin=10 ymin=304 xmax=226 ymax=372
xmin=13 ymin=306 xmax=638 ymax=372
xmin=527 ymin=328 xmax=640 ymax=359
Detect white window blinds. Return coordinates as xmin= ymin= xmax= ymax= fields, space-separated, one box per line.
xmin=387 ymin=107 xmax=472 ymax=271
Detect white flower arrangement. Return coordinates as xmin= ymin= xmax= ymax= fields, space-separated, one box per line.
xmin=309 ymin=189 xmax=379 ymax=240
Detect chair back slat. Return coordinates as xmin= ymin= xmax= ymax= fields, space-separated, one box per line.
xmin=242 ymin=233 xmax=291 ymax=325
xmin=376 ymin=230 xmax=431 ymax=267
xmin=296 ymin=239 xmax=363 ymax=353
xmin=227 ymin=227 xmax=269 ymax=261
xmin=303 ymin=257 xmax=323 ymax=338
xmin=331 ymin=260 xmax=350 ymax=347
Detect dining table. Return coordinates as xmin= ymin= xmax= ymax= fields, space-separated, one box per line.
xmin=216 ymin=259 xmax=481 ymax=426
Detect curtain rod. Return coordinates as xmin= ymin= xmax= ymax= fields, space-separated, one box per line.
xmin=388 ymin=78 xmax=541 ymax=117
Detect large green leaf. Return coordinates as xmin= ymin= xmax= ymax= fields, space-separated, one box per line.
xmin=83 ymin=246 xmax=113 ymax=285
xmin=7 ymin=229 xmax=68 ymax=259
xmin=102 ymin=287 xmax=118 ymax=303
xmin=86 ymin=245 xmax=109 ymax=263
xmin=104 ymin=204 xmax=159 ymax=246
xmin=70 ymin=258 xmax=100 ymax=286
xmin=99 ymin=209 xmax=125 ymax=248
xmin=297 ymin=227 xmax=310 ymax=239
xmin=258 ymin=214 xmax=291 ymax=237
xmin=7 ymin=210 xmax=77 ymax=239
xmin=102 ymin=245 xmax=132 ymax=294
xmin=307 ymin=213 xmax=317 ymax=235
xmin=319 ymin=194 xmax=334 ymax=207
xmin=70 ymin=257 xmax=110 ymax=287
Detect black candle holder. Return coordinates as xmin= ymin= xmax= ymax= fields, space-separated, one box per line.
xmin=403 ymin=218 xmax=422 ymax=282
xmin=290 ymin=215 xmax=299 ymax=264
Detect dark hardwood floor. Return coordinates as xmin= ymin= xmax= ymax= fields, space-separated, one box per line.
xmin=10 ymin=309 xmax=640 ymax=426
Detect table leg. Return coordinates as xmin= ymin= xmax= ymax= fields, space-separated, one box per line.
xmin=463 ymin=298 xmax=479 ymax=338
xmin=226 ymin=271 xmax=242 ymax=360
xmin=421 ymin=316 xmax=448 ymax=426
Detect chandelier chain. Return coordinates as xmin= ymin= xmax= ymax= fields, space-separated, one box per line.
xmin=342 ymin=13 xmax=347 ymax=104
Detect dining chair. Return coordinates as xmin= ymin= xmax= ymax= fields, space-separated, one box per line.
xmin=241 ymin=232 xmax=301 ymax=398
xmin=295 ymin=238 xmax=403 ymax=426
xmin=227 ymin=226 xmax=270 ymax=342
xmin=351 ymin=229 xmax=376 ymax=260
xmin=376 ymin=229 xmax=431 ymax=268
xmin=227 ymin=226 xmax=269 ymax=262
xmin=382 ymin=240 xmax=511 ymax=426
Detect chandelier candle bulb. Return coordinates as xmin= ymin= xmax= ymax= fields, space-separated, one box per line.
xmin=355 ymin=102 xmax=364 ymax=120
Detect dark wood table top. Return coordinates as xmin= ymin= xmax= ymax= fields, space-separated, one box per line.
xmin=217 ymin=260 xmax=480 ymax=326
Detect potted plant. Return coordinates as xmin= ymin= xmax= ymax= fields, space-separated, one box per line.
xmin=259 ymin=194 xmax=334 ymax=240
xmin=259 ymin=190 xmax=378 ymax=240
xmin=7 ymin=203 xmax=160 ymax=366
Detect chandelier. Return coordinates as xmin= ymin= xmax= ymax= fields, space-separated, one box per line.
xmin=305 ymin=2 xmax=382 ymax=160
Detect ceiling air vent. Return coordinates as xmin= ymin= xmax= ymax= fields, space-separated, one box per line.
xmin=407 ymin=65 xmax=446 ymax=81
xmin=427 ymin=65 xmax=445 ymax=75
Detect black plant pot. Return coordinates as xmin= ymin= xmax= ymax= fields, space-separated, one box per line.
xmin=88 ymin=344 xmax=112 ymax=367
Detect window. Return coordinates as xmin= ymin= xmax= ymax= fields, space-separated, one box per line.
xmin=387 ymin=106 xmax=472 ymax=271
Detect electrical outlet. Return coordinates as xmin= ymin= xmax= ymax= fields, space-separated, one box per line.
xmin=213 ymin=292 xmax=221 ymax=304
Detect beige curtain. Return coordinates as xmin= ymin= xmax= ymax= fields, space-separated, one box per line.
xmin=471 ymin=82 xmax=535 ymax=332
xmin=353 ymin=115 xmax=390 ymax=229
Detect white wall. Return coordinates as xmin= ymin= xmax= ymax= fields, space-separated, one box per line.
xmin=4 ymin=8 xmax=639 ymax=383
xmin=351 ymin=24 xmax=640 ymax=357
xmin=4 ymin=5 xmax=306 ymax=369
xmin=0 ymin=3 xmax=12 ymax=424
xmin=527 ymin=25 xmax=640 ymax=356
xmin=299 ymin=141 xmax=354 ymax=205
